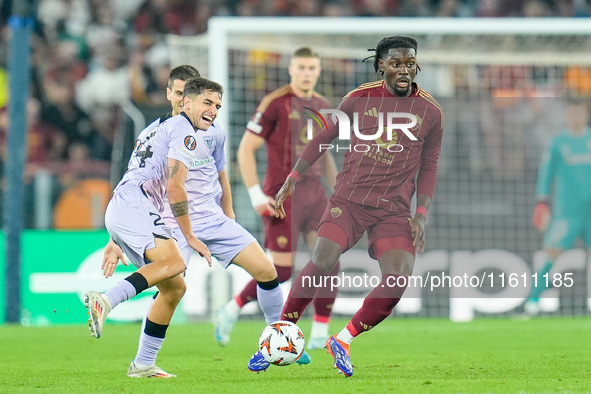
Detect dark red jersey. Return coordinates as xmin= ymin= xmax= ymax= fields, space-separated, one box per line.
xmin=300 ymin=81 xmax=443 ymax=214
xmin=246 ymin=85 xmax=332 ymax=196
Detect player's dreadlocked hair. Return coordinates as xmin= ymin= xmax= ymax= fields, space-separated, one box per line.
xmin=363 ymin=36 xmax=419 ymax=74
xmin=168 ymin=65 xmax=200 ymax=88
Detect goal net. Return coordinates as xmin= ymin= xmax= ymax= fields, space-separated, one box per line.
xmin=169 ymin=18 xmax=591 ymax=320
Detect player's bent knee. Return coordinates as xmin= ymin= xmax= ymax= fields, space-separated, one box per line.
xmin=169 ymin=280 xmax=186 ymax=301
xmin=170 ymin=258 xmax=186 ymax=275
xmin=311 ymin=235 xmax=343 ymax=273
xmin=378 ymin=249 xmax=415 ymax=276
xmin=157 ymin=276 xmax=186 ymax=302
xmin=252 ymin=264 xmax=278 ymax=283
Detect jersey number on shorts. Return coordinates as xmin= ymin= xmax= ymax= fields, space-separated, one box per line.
xmin=149 ymin=212 xmax=164 ymax=226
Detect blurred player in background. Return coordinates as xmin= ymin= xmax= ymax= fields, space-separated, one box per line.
xmin=268 ymin=36 xmax=444 ymax=377
xmin=85 ymin=76 xmax=221 ymax=377
xmin=215 ymin=47 xmax=339 ymax=357
xmin=99 ymin=69 xmax=285 ymax=377
xmin=526 ymin=97 xmax=591 ymax=315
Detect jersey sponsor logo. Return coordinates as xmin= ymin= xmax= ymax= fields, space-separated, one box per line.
xmin=191 ymin=157 xmax=214 ymax=168
xmin=184 ymin=135 xmax=197 ymax=150
xmin=330 ymin=207 xmax=342 ymax=218
xmin=276 ymin=236 xmax=289 ymax=249
xmin=204 ymin=137 xmax=215 ymax=151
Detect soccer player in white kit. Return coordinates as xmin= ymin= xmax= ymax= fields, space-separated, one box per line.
xmin=85 ymin=77 xmax=219 ymax=377
xmin=92 ymin=73 xmax=284 ymax=378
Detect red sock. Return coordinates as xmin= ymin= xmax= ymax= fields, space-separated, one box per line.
xmin=235 ymin=280 xmax=257 ymax=307
xmin=235 ymin=264 xmax=293 ymax=307
xmin=281 ymin=261 xmax=325 ymax=323
xmin=312 ymin=260 xmax=340 ymax=321
xmin=274 ymin=264 xmax=292 ymax=282
xmin=347 ymin=274 xmax=408 ymax=336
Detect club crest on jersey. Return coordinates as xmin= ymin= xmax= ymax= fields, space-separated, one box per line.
xmin=276 ymin=236 xmax=289 ymax=249
xmin=184 ymin=136 xmax=197 ymax=150
xmin=330 ymin=207 xmax=342 ymax=218
xmin=204 ymin=137 xmax=215 ymax=151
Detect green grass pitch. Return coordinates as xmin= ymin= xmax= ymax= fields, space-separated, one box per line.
xmin=1 ymin=317 xmax=590 ymax=393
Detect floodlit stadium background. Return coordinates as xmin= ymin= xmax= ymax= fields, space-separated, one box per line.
xmin=1 ymin=1 xmax=591 ymax=325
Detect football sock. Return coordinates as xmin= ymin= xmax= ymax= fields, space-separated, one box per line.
xmin=134 ymin=318 xmax=168 ymax=367
xmin=236 ymin=265 xmax=292 ymax=307
xmin=224 ymin=298 xmax=241 ymax=319
xmin=312 ymin=260 xmax=340 ymax=323
xmin=528 ymin=260 xmax=554 ymax=301
xmin=336 ymin=325 xmax=355 ymax=345
xmin=257 ymin=277 xmax=283 ymax=324
xmin=310 ymin=319 xmax=329 ymax=339
xmin=103 ymin=273 xmax=149 ymax=308
xmin=281 ymin=261 xmax=326 ymax=323
xmin=235 ymin=280 xmax=257 ymax=308
xmin=347 ymin=274 xmax=408 ymax=337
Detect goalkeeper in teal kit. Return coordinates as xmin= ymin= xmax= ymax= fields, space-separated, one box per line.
xmin=525 ymin=97 xmax=591 ymax=315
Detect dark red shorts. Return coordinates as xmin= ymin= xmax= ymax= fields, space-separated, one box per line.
xmin=262 ymin=179 xmax=328 ymax=252
xmin=317 ymin=195 xmax=415 ymax=259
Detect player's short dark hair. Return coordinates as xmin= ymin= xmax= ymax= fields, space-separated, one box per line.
xmin=292 ymin=47 xmax=319 ymax=59
xmin=183 ymin=77 xmax=224 ymax=98
xmin=168 ymin=65 xmax=200 ymax=88
xmin=365 ymin=36 xmax=418 ymax=74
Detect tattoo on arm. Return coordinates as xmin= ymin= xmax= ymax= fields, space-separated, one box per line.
xmin=170 ymin=201 xmax=189 ymax=217
xmin=169 ymin=160 xmax=181 ymax=178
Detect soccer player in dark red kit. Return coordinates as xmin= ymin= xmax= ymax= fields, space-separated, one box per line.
xmin=273 ymin=36 xmax=444 ymax=377
xmin=216 ymin=47 xmax=340 ymax=363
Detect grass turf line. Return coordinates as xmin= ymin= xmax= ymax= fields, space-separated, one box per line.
xmin=0 ymin=317 xmax=590 ymax=393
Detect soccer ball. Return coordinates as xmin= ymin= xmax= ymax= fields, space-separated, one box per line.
xmin=258 ymin=321 xmax=305 ymax=366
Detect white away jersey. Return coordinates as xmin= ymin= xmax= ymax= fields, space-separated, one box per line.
xmin=114 ymin=113 xmax=199 ymax=212
xmin=161 ymin=119 xmax=227 ymax=227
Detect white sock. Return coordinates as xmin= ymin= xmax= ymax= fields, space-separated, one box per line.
xmin=336 ymin=326 xmax=354 ymax=345
xmin=134 ymin=331 xmax=164 ymax=367
xmin=310 ymin=320 xmax=329 ymax=339
xmin=225 ymin=298 xmax=241 ymax=319
xmin=257 ymin=284 xmax=283 ymax=324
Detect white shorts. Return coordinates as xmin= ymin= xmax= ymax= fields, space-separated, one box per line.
xmin=105 ymin=185 xmax=174 ymax=269
xmin=174 ymin=213 xmax=257 ymax=268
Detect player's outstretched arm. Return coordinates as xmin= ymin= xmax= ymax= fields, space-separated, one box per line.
xmin=101 ymin=238 xmax=128 ymax=278
xmin=167 ymin=158 xmax=212 ymax=266
xmin=274 ymin=158 xmax=311 ymax=219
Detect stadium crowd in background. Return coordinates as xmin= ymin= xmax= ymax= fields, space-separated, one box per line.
xmin=0 ymin=0 xmax=590 ymax=230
